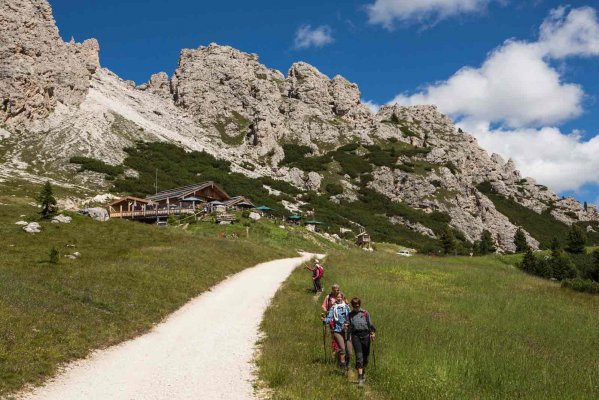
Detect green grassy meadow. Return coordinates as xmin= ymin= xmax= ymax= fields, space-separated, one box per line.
xmin=0 ymin=182 xmax=334 ymax=396
xmin=258 ymin=251 xmax=599 ymax=399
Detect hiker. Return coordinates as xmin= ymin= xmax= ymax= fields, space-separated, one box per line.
xmin=348 ymin=297 xmax=376 ymax=386
xmin=321 ymin=284 xmax=343 ymax=360
xmin=321 ymin=292 xmax=352 ymax=374
xmin=304 ymin=258 xmax=324 ymax=293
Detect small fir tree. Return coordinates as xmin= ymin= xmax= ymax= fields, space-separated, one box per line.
xmin=584 ymin=201 xmax=588 ymax=211
xmin=37 ymin=181 xmax=57 ymax=219
xmin=513 ymin=228 xmax=528 ymax=253
xmin=440 ymin=227 xmax=455 ymax=255
xmin=534 ymin=257 xmax=553 ymax=279
xmin=551 ymin=251 xmax=577 ymax=280
xmin=478 ymin=230 xmax=496 ymax=255
xmin=565 ymin=224 xmax=587 ymax=254
xmin=49 ymin=247 xmax=59 ymax=264
xmin=520 ymin=248 xmax=536 ymax=274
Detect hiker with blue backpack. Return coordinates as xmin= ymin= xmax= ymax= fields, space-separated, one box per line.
xmin=321 ymin=292 xmax=352 ymax=374
xmin=348 ymin=297 xmax=376 ymax=386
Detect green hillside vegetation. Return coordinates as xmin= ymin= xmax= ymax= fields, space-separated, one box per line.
xmin=69 ymin=156 xmax=124 ymax=178
xmin=0 ymin=181 xmax=334 ymax=396
xmin=258 ymin=251 xmax=599 ymax=399
xmin=477 ymin=181 xmax=599 ymax=248
xmin=83 ymin=141 xmax=457 ymax=253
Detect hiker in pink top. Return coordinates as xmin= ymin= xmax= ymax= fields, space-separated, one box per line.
xmin=321 ymin=283 xmax=343 ymax=361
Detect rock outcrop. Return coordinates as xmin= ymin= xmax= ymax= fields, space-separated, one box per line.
xmin=0 ymin=0 xmax=99 ymax=124
xmin=1 ymin=0 xmax=598 ymax=252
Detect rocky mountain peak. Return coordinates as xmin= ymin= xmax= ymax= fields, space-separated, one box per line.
xmin=0 ymin=0 xmax=100 ymax=125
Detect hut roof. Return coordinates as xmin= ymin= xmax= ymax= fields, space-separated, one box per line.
xmin=305 ymin=220 xmax=324 ymax=225
xmin=255 ymin=205 xmax=274 ymax=211
xmin=108 ymin=196 xmax=150 ymax=206
xmin=225 ymin=196 xmax=255 ymax=208
xmin=146 ymin=181 xmax=230 ymax=202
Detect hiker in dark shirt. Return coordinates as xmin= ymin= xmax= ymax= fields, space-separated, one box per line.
xmin=348 ymin=297 xmax=376 ymax=386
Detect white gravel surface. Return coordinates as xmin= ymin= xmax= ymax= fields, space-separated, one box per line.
xmin=19 ymin=252 xmax=318 ymax=400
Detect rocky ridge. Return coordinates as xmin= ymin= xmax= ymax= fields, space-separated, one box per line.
xmin=1 ymin=0 xmax=598 ymax=252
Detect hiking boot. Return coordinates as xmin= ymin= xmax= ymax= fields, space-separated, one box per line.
xmin=358 ymin=373 xmax=365 ymax=386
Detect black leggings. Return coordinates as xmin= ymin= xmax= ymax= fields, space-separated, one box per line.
xmin=351 ymin=333 xmax=371 ymax=369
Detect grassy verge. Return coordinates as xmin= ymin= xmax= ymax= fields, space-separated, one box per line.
xmin=0 ymin=185 xmax=333 ymax=396
xmin=258 ymin=251 xmax=599 ymax=399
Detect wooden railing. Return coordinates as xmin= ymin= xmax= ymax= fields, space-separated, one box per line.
xmin=110 ymin=209 xmax=197 ymax=219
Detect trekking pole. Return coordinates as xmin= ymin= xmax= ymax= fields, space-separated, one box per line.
xmin=321 ymin=313 xmax=327 ymax=363
xmin=371 ymin=334 xmax=376 ymax=370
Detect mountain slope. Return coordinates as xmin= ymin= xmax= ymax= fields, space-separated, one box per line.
xmin=1 ymin=0 xmax=598 ymax=252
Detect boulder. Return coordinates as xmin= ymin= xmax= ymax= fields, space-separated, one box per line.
xmin=23 ymin=222 xmax=41 ymax=233
xmin=248 ymin=212 xmax=261 ymax=221
xmin=15 ymin=220 xmax=28 ymax=226
xmin=51 ymin=214 xmax=72 ymax=223
xmin=80 ymin=207 xmax=109 ymax=221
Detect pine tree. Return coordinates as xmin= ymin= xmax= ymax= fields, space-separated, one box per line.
xmin=440 ymin=227 xmax=455 ymax=255
xmin=551 ymin=251 xmax=577 ymax=280
xmin=37 ymin=181 xmax=57 ymax=219
xmin=478 ymin=230 xmax=496 ymax=255
xmin=550 ymin=237 xmax=561 ymax=258
xmin=565 ymin=224 xmax=587 ymax=254
xmin=513 ymin=228 xmax=528 ymax=253
xmin=520 ymin=248 xmax=536 ymax=274
xmin=584 ymin=201 xmax=588 ymax=211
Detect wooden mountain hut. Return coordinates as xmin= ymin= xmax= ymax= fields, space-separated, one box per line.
xmin=224 ymin=196 xmax=255 ymax=211
xmin=108 ymin=196 xmax=152 ymax=219
xmin=356 ymin=231 xmax=372 ymax=250
xmin=146 ymin=181 xmax=230 ymax=209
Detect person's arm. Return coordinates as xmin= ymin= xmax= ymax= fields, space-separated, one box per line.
xmin=366 ymin=311 xmax=376 ymax=335
xmin=321 ymin=296 xmax=329 ymax=313
xmin=323 ymin=306 xmax=334 ymax=324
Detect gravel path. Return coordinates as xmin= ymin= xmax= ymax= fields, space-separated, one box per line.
xmin=20 ymin=252 xmax=318 ymax=400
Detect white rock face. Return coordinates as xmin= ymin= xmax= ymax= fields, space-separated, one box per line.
xmin=2 ymin=1 xmax=597 ymax=252
xmin=0 ymin=0 xmax=99 ymax=124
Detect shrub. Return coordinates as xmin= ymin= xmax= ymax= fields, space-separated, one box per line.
xmin=514 ymin=228 xmax=528 ymax=253
xmin=325 ymin=183 xmax=344 ymax=196
xmin=520 ymin=249 xmax=536 ymax=274
xmin=49 ymin=247 xmax=59 ymax=264
xmin=70 ymin=156 xmax=124 ymax=177
xmin=37 ymin=181 xmax=57 ymax=219
xmin=565 ymin=224 xmax=587 ymax=254
xmin=337 ymin=143 xmax=359 ymax=152
xmin=561 ymin=278 xmax=599 ymax=294
xmin=551 ymin=251 xmax=578 ymax=280
xmin=440 ymin=227 xmax=455 ymax=255
xmin=332 ymin=150 xmax=372 ymax=178
xmin=477 ymin=230 xmax=496 ymax=255
xmin=281 ymin=144 xmax=313 ymax=165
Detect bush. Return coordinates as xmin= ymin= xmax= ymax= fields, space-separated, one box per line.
xmin=561 ymin=278 xmax=599 ymax=294
xmin=514 ymin=228 xmax=528 ymax=253
xmin=332 ymin=150 xmax=372 ymax=178
xmin=337 ymin=143 xmax=359 ymax=152
xmin=37 ymin=181 xmax=57 ymax=219
xmin=325 ymin=183 xmax=344 ymax=196
xmin=49 ymin=247 xmax=59 ymax=264
xmin=566 ymin=224 xmax=587 ymax=254
xmin=70 ymin=156 xmax=124 ymax=177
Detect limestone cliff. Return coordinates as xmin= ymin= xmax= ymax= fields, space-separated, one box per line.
xmin=1 ymin=0 xmax=597 ymax=252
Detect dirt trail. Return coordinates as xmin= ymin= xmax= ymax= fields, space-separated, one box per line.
xmin=19 ymin=252 xmax=319 ymax=400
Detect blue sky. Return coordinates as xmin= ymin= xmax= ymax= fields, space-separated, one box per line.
xmin=50 ymin=0 xmax=599 ymax=206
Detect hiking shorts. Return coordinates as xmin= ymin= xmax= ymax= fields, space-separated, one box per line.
xmin=333 ymin=332 xmax=352 ymax=356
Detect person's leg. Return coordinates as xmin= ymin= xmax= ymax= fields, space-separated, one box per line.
xmin=352 ymin=334 xmax=364 ymax=375
xmin=333 ymin=332 xmax=346 ymax=366
xmin=362 ymin=335 xmax=371 ymax=369
xmin=312 ymin=279 xmax=318 ymax=293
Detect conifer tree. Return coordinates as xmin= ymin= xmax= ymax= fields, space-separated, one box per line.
xmin=565 ymin=224 xmax=587 ymax=254
xmin=513 ymin=228 xmax=528 ymax=253
xmin=37 ymin=181 xmax=57 ymax=219
xmin=478 ymin=230 xmax=496 ymax=255
xmin=584 ymin=201 xmax=588 ymax=211
xmin=550 ymin=237 xmax=561 ymax=258
xmin=520 ymin=248 xmax=536 ymax=274
xmin=551 ymin=251 xmax=577 ymax=280
xmin=440 ymin=227 xmax=455 ymax=255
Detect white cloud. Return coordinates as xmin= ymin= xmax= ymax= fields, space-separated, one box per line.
xmin=392 ymin=41 xmax=584 ymax=128
xmin=390 ymin=7 xmax=599 ymax=192
xmin=294 ymin=25 xmax=334 ymax=49
xmin=362 ymin=99 xmax=381 ymax=113
xmin=366 ymin=0 xmax=495 ymax=28
xmin=459 ymin=121 xmax=599 ymax=193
